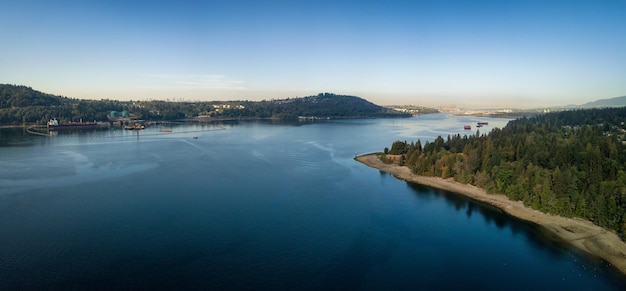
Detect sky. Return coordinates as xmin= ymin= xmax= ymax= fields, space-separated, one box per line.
xmin=1 ymin=0 xmax=625 ymax=108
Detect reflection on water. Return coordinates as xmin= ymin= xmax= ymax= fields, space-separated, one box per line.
xmin=1 ymin=116 xmax=625 ymax=289
xmin=406 ymin=181 xmax=626 ymax=286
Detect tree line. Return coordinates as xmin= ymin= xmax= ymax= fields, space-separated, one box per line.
xmin=381 ymin=107 xmax=626 ymax=238
xmin=0 ymin=85 xmax=410 ymax=125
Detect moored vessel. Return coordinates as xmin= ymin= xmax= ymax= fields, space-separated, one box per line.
xmin=47 ymin=118 xmax=98 ymax=130
xmin=124 ymin=122 xmax=145 ymax=130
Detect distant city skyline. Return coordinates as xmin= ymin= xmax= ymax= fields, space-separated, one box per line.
xmin=2 ymin=0 xmax=625 ymax=108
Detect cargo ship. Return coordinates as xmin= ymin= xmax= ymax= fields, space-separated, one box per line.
xmin=47 ymin=118 xmax=98 ymax=130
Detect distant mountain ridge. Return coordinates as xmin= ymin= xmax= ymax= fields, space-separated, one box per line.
xmin=578 ymin=95 xmax=626 ymax=108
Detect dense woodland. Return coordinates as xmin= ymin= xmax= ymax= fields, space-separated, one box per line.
xmin=382 ymin=107 xmax=626 ymax=238
xmin=0 ymin=84 xmax=410 ymax=125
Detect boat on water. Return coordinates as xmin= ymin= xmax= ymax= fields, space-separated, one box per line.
xmin=464 ymin=125 xmax=471 ymax=130
xmin=47 ymin=118 xmax=98 ymax=130
xmin=477 ymin=122 xmax=488 ymax=125
xmin=125 ymin=122 xmax=145 ymax=130
xmin=160 ymin=129 xmax=172 ymax=132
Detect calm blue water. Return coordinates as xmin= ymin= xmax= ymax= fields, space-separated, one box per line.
xmin=1 ymin=114 xmax=625 ymax=290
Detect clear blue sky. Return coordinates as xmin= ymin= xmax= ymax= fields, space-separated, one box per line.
xmin=2 ymin=0 xmax=625 ymax=108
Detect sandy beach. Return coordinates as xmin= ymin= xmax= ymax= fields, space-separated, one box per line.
xmin=356 ymin=153 xmax=626 ymax=276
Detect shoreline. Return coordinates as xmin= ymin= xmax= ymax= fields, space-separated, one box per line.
xmin=356 ymin=153 xmax=626 ymax=276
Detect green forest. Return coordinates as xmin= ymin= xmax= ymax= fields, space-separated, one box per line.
xmin=381 ymin=107 xmax=626 ymax=238
xmin=0 ymin=85 xmax=410 ymax=125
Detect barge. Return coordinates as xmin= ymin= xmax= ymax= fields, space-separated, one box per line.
xmin=47 ymin=119 xmax=98 ymax=130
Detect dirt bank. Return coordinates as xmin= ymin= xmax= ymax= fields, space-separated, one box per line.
xmin=356 ymin=153 xmax=626 ymax=276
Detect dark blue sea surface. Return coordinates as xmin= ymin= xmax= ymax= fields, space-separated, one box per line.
xmin=1 ymin=114 xmax=625 ymax=290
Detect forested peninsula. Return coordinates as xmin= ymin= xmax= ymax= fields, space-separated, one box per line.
xmin=356 ymin=153 xmax=626 ymax=276
xmin=358 ymin=107 xmax=626 ymax=274
xmin=0 ymin=84 xmax=411 ymax=125
xmin=381 ymin=108 xmax=626 ymax=236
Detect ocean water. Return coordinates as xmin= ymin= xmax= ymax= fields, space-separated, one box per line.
xmin=1 ymin=114 xmax=625 ymax=290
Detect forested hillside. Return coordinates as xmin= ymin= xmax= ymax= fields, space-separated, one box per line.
xmin=226 ymin=93 xmax=405 ymax=119
xmin=0 ymin=85 xmax=409 ymax=125
xmin=382 ymin=107 xmax=626 ymax=237
xmin=0 ymin=85 xmax=65 ymax=107
xmin=0 ymin=84 xmax=122 ymax=124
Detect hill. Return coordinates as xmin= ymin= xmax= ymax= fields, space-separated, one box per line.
xmin=0 ymin=84 xmax=123 ymax=125
xmin=0 ymin=84 xmax=409 ymax=125
xmin=241 ymin=93 xmax=407 ymax=119
xmin=0 ymin=84 xmax=67 ymax=108
xmin=579 ymin=95 xmax=626 ymax=108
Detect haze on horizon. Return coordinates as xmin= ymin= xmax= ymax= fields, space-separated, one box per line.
xmin=1 ymin=0 xmax=625 ymax=109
